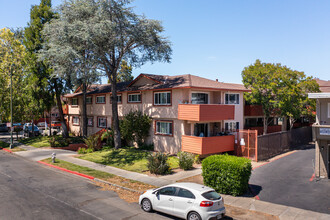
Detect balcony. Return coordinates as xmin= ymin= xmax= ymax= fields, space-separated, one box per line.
xmin=181 ymin=135 xmax=235 ymax=155
xmin=312 ymin=124 xmax=330 ymax=141
xmin=178 ymin=104 xmax=235 ymax=122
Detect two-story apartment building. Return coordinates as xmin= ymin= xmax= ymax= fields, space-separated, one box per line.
xmin=309 ymin=79 xmax=330 ymax=179
xmin=64 ymin=73 xmax=249 ymax=154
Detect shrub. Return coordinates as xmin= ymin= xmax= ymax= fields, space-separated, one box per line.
xmin=138 ymin=143 xmax=154 ymax=151
xmin=202 ymin=154 xmax=252 ymax=196
xmin=83 ymin=134 xmax=100 ymax=150
xmin=86 ymin=147 xmax=94 ymax=153
xmin=147 ymin=152 xmax=171 ymax=175
xmin=101 ymin=129 xmax=114 ymax=148
xmin=77 ymin=147 xmax=87 ymax=154
xmin=194 ymin=154 xmax=201 ymax=164
xmin=178 ymin=152 xmax=194 ymax=170
xmin=49 ymin=137 xmax=56 ymax=148
xmin=120 ymin=111 xmax=152 ymax=147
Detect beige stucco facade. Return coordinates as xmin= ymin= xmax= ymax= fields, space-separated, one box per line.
xmin=309 ymin=93 xmax=330 ymax=179
xmin=67 ymin=77 xmax=246 ymax=154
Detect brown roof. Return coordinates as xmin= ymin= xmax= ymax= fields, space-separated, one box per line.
xmin=64 ymin=73 xmax=249 ymax=97
xmin=315 ymin=78 xmax=330 ymax=93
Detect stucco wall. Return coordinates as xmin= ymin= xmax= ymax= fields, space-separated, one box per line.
xmin=318 ymin=99 xmax=330 ymax=124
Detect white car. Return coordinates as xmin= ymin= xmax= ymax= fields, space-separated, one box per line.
xmin=139 ymin=182 xmax=226 ymax=220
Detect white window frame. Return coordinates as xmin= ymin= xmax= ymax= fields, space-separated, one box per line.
xmin=117 ymin=94 xmax=122 ymax=103
xmin=225 ymin=121 xmax=239 ymax=132
xmin=72 ymin=116 xmax=79 ymax=126
xmin=86 ymin=96 xmax=92 ymax=104
xmin=72 ymin=98 xmax=78 ymax=106
xmin=155 ymin=121 xmax=173 ymax=135
xmin=225 ymin=93 xmax=240 ymax=105
xmin=128 ymin=93 xmax=141 ymax=103
xmin=191 ymin=92 xmax=210 ymax=104
xmin=87 ymin=117 xmax=93 ymax=127
xmin=96 ymin=96 xmax=106 ymax=104
xmin=97 ymin=117 xmax=107 ymax=128
xmin=154 ymin=91 xmax=171 ymax=105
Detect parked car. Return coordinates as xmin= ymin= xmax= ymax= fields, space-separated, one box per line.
xmin=23 ymin=124 xmax=40 ymax=137
xmin=51 ymin=121 xmax=61 ymax=127
xmin=139 ymin=182 xmax=226 ymax=220
xmin=0 ymin=123 xmax=9 ymax=132
xmin=37 ymin=122 xmax=46 ymax=130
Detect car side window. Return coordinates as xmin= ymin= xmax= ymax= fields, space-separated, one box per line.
xmin=158 ymin=187 xmax=176 ymax=196
xmin=177 ymin=188 xmax=195 ymax=199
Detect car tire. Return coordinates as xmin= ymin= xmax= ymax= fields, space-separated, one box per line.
xmin=187 ymin=211 xmax=202 ymax=220
xmin=141 ymin=198 xmax=152 ymax=212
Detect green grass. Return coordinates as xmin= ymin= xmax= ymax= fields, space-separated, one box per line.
xmin=42 ymin=158 xmax=115 ymax=179
xmin=19 ymin=135 xmax=84 ymax=148
xmin=0 ymin=141 xmax=10 ymax=148
xmin=79 ymin=147 xmax=179 ymax=173
xmin=0 ymin=141 xmax=26 ymax=152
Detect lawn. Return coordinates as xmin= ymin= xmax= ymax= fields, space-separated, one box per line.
xmin=41 ymin=158 xmax=155 ymax=191
xmin=0 ymin=141 xmax=26 ymax=152
xmin=19 ymin=135 xmax=84 ymax=148
xmin=78 ymin=147 xmax=179 ymax=173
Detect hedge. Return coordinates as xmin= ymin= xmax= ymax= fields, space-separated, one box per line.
xmin=202 ymin=154 xmax=252 ymax=196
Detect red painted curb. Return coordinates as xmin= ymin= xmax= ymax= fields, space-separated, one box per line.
xmin=37 ymin=161 xmax=95 ymax=180
xmin=2 ymin=148 xmax=13 ymax=153
xmin=309 ymin=173 xmax=315 ymax=182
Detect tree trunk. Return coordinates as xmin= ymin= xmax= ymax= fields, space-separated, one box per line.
xmin=82 ymin=83 xmax=88 ymax=137
xmin=110 ymin=79 xmax=121 ymax=149
xmin=263 ymin=116 xmax=268 ymax=135
xmin=281 ymin=116 xmax=287 ymax=131
xmin=54 ymin=79 xmax=69 ymax=138
xmin=289 ymin=116 xmax=295 ymax=130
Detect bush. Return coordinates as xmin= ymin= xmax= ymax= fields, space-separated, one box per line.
xmin=77 ymin=147 xmax=87 ymax=154
xmin=101 ymin=129 xmax=114 ymax=148
xmin=147 ymin=152 xmax=171 ymax=175
xmin=202 ymin=154 xmax=252 ymax=196
xmin=178 ymin=152 xmax=194 ymax=170
xmin=138 ymin=143 xmax=154 ymax=151
xmin=83 ymin=134 xmax=99 ymax=150
xmin=194 ymin=154 xmax=201 ymax=164
xmin=49 ymin=137 xmax=56 ymax=148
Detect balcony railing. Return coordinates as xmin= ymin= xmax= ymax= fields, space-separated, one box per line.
xmin=178 ymin=104 xmax=235 ymax=122
xmin=312 ymin=124 xmax=330 ymax=141
xmin=181 ymin=135 xmax=235 ymax=155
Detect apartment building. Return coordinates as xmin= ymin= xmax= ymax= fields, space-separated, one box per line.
xmin=64 ymin=73 xmax=249 ymax=154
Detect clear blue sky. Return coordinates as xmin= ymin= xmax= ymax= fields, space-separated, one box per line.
xmin=1 ymin=0 xmax=329 ymax=84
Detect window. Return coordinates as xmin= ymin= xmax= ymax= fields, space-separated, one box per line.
xmin=156 ymin=121 xmax=173 ymax=135
xmin=225 ymin=121 xmax=239 ymax=132
xmin=328 ymin=103 xmax=330 ymax=118
xmin=225 ymin=94 xmax=239 ymax=104
xmin=202 ymin=191 xmax=221 ymax=200
xmin=128 ymin=93 xmax=141 ymax=103
xmin=154 ymin=92 xmax=171 ymax=105
xmin=191 ymin=93 xmax=208 ymax=104
xmin=86 ymin=96 xmax=92 ymax=104
xmin=72 ymin=98 xmax=78 ymax=106
xmin=98 ymin=117 xmax=107 ymax=128
xmin=87 ymin=117 xmax=93 ymax=127
xmin=159 ymin=187 xmax=176 ymax=196
xmin=72 ymin=116 xmax=79 ymax=126
xmin=110 ymin=94 xmax=122 ymax=104
xmin=177 ymin=188 xmax=195 ymax=199
xmin=96 ymin=96 xmax=106 ymax=104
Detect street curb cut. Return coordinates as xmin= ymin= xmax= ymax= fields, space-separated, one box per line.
xmin=1 ymin=148 xmax=13 ymax=153
xmin=93 ymin=178 xmax=144 ymax=194
xmin=37 ymin=161 xmax=94 ymax=180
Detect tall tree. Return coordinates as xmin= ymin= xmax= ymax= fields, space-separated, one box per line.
xmin=0 ymin=28 xmax=27 ymax=123
xmin=25 ymin=0 xmax=70 ymax=137
xmin=242 ymin=59 xmax=280 ymax=134
xmin=41 ymin=0 xmax=172 ymax=148
xmin=117 ymin=60 xmax=133 ymax=82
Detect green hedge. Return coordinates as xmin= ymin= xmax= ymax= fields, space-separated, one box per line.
xmin=202 ymin=154 xmax=252 ymax=196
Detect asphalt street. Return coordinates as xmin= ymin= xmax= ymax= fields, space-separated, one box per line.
xmin=249 ymin=145 xmax=330 ymax=214
xmin=0 ymin=151 xmax=173 ymax=220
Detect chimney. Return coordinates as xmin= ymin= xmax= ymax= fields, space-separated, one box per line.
xmin=216 ymin=79 xmax=218 ymax=82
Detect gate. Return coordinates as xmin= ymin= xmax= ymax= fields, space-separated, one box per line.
xmin=235 ymin=129 xmax=258 ymax=161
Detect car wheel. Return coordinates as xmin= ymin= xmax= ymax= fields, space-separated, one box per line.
xmin=187 ymin=211 xmax=201 ymax=220
xmin=141 ymin=198 xmax=152 ymax=212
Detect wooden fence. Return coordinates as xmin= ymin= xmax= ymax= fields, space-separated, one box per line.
xmin=257 ymin=126 xmax=312 ymax=161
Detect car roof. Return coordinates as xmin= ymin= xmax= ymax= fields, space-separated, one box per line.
xmin=167 ymin=182 xmax=214 ymax=193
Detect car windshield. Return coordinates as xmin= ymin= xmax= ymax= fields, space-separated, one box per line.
xmin=202 ymin=191 xmax=221 ymax=200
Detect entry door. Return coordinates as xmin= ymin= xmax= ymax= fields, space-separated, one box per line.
xmin=172 ymin=188 xmax=196 ymax=218
xmin=194 ymin=123 xmax=208 ymax=137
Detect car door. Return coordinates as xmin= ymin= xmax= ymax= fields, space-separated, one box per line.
xmin=172 ymin=188 xmax=196 ymax=218
xmin=152 ymin=187 xmax=176 ymax=214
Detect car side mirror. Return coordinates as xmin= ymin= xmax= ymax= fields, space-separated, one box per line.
xmin=153 ymin=191 xmax=159 ymax=196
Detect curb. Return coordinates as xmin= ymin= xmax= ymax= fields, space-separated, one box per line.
xmin=94 ymin=178 xmax=143 ymax=194
xmin=37 ymin=161 xmax=94 ymax=180
xmin=1 ymin=148 xmax=13 ymax=153
xmin=37 ymin=161 xmax=144 ymax=194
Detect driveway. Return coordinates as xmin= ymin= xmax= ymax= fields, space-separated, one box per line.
xmin=249 ymin=145 xmax=330 ymax=214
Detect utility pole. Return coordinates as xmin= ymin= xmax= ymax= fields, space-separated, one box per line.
xmin=10 ymin=66 xmax=13 ymax=149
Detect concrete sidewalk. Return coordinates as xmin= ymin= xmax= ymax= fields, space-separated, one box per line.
xmin=3 ymin=142 xmax=330 ymax=220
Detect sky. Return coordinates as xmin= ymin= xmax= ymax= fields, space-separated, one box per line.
xmin=0 ymin=0 xmax=329 ymax=84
